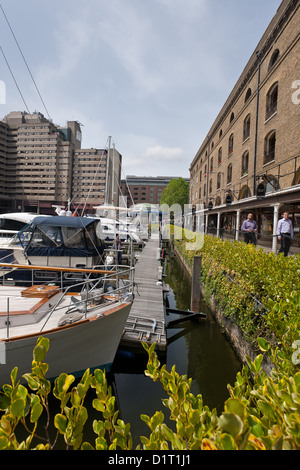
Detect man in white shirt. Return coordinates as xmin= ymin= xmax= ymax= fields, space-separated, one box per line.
xmin=277 ymin=211 xmax=294 ymax=257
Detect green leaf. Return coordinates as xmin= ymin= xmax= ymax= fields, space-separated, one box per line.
xmin=257 ymin=400 xmax=277 ymax=422
xmin=0 ymin=435 xmax=10 ymax=450
xmin=92 ymin=399 xmax=105 ymax=412
xmin=63 ymin=374 xmax=75 ymax=392
xmin=225 ymin=398 xmax=246 ymax=420
xmin=294 ymin=372 xmax=300 ymax=390
xmin=0 ymin=393 xmax=11 ymax=410
xmin=54 ymin=413 xmax=68 ymax=434
xmin=31 ymin=403 xmax=43 ymax=423
xmin=81 ymin=442 xmax=94 ymax=450
xmin=248 ymin=415 xmax=265 ymax=437
xmin=257 ymin=337 xmax=270 ymax=352
xmin=33 ymin=339 xmax=49 ymax=363
xmin=140 ymin=414 xmax=150 ymax=425
xmin=10 ymin=367 xmax=18 ymax=387
xmin=254 ymin=355 xmax=263 ymax=373
xmin=291 ymin=393 xmax=300 ymax=405
xmin=220 ymin=433 xmax=238 ymax=450
xmin=11 ymin=398 xmax=25 ymax=418
xmin=71 ymin=390 xmax=81 ymax=408
xmin=219 ymin=413 xmax=244 ymax=437
xmin=161 ymin=424 xmax=176 ymax=443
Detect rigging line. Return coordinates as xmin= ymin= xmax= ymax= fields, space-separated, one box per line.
xmin=121 ymin=167 xmax=134 ymax=207
xmin=0 ymin=3 xmax=51 ymax=120
xmin=108 ymin=138 xmax=129 ymax=208
xmin=0 ymin=45 xmax=30 ymax=113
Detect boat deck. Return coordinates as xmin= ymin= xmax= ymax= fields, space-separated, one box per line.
xmin=121 ymin=233 xmax=167 ymax=351
xmin=0 ymin=285 xmax=125 ymax=341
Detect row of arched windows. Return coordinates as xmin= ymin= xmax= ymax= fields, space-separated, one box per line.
xmin=191 ymin=50 xmax=281 ymax=183
xmin=195 ymin=85 xmax=278 ymax=186
xmin=197 ymin=128 xmax=275 ymax=186
xmin=195 ymin=127 xmax=277 ymax=201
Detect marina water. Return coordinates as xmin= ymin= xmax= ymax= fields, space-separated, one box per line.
xmin=110 ymin=253 xmax=242 ymax=445
xmin=18 ymin=253 xmax=242 ymax=448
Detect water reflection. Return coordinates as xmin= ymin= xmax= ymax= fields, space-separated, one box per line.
xmin=164 ymin=254 xmax=241 ymax=412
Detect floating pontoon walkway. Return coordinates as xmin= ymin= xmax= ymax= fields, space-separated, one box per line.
xmin=120 ymin=233 xmax=167 ymax=351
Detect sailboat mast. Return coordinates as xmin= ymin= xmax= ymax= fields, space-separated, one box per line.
xmin=105 ymin=136 xmax=111 ymax=206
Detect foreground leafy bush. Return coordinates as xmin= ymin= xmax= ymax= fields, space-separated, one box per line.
xmin=143 ymin=343 xmax=300 ymax=450
xmin=0 ymin=338 xmax=299 ymax=450
xmin=0 ymin=337 xmax=132 ymax=450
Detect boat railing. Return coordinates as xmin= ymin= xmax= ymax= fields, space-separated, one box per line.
xmin=41 ymin=264 xmax=135 ymax=332
xmin=0 ymin=230 xmax=18 ymax=239
xmin=3 ymin=264 xmax=135 ymax=338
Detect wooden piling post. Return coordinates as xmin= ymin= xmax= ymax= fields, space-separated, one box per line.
xmin=191 ymin=256 xmax=202 ymax=313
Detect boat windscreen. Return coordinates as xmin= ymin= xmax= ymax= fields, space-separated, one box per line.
xmin=31 ymin=226 xmax=63 ymax=247
xmin=61 ymin=226 xmax=86 ymax=248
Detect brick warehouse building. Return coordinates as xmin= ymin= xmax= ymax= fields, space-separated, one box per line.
xmin=121 ymin=176 xmax=189 ymax=207
xmin=0 ymin=111 xmax=122 ymax=215
xmin=189 ymin=0 xmax=300 ymax=253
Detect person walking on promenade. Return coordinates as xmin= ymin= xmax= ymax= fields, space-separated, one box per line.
xmin=241 ymin=213 xmax=257 ymax=245
xmin=277 ymin=211 xmax=293 ymax=257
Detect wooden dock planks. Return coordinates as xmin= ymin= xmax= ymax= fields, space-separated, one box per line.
xmin=120 ymin=233 xmax=167 ymax=351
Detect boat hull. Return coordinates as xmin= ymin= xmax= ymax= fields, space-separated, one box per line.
xmin=0 ymin=301 xmax=132 ymax=386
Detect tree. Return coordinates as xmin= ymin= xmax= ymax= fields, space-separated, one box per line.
xmin=160 ymin=178 xmax=189 ymax=210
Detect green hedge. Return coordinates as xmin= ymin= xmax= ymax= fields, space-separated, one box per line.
xmin=174 ymin=232 xmax=300 ymax=374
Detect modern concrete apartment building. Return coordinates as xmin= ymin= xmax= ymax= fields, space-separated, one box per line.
xmin=121 ymin=175 xmax=189 ymax=207
xmin=0 ymin=111 xmax=122 ymax=215
xmin=189 ymin=0 xmax=300 ymax=252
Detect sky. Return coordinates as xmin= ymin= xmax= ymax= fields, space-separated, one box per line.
xmin=0 ymin=0 xmax=283 ymax=179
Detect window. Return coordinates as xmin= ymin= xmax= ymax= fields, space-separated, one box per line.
xmin=239 ymin=185 xmax=251 ymax=200
xmin=230 ymin=112 xmax=235 ymax=123
xmin=228 ymin=134 xmax=234 ymax=155
xmin=266 ymin=82 xmax=278 ymax=119
xmin=218 ymin=148 xmax=222 ymax=165
xmin=217 ymin=172 xmax=221 ymax=190
xmin=268 ymin=49 xmax=280 ymax=70
xmin=245 ymin=88 xmax=252 ymax=102
xmin=227 ymin=164 xmax=232 ymax=184
xmin=265 ymin=176 xmax=279 ymax=193
xmin=241 ymin=151 xmax=249 ymax=176
xmin=209 ymin=179 xmax=213 ymax=194
xmin=243 ymin=114 xmax=251 ymax=141
xmin=210 ymin=157 xmax=213 ymax=172
xmin=264 ymin=131 xmax=276 ymax=164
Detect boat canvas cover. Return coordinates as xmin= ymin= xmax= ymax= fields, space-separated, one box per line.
xmin=24 ymin=216 xmax=105 ymax=258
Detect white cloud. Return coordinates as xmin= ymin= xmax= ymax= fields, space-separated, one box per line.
xmin=96 ymin=2 xmax=164 ymax=97
xmin=143 ymin=146 xmax=184 ymax=161
xmin=120 ymin=141 xmax=187 ymax=178
xmin=154 ymin=0 xmax=208 ymax=22
xmin=36 ymin=17 xmax=93 ymax=86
